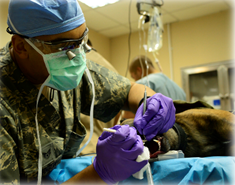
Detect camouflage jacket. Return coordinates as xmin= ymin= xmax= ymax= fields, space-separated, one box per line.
xmin=0 ymin=42 xmax=131 ymax=184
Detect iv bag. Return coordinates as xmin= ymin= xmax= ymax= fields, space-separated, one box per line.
xmin=147 ymin=6 xmax=163 ymax=52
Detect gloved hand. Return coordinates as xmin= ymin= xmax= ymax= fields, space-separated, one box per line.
xmin=93 ymin=125 xmax=147 ymax=184
xmin=134 ymin=93 xmax=175 ymax=141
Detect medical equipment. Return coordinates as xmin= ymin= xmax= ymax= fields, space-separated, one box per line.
xmin=103 ymin=127 xmax=117 ymax=133
xmin=136 ymin=0 xmax=163 ymax=52
xmin=25 ymin=28 xmax=90 ymax=54
xmin=141 ymin=87 xmax=154 ymax=185
xmin=136 ymin=0 xmax=164 ymax=73
xmin=148 ymin=6 xmax=163 ymax=52
xmin=137 ymin=0 xmax=163 ymax=16
xmin=145 ymin=163 xmax=154 ymax=185
xmin=143 ymin=86 xmax=147 ymax=114
xmin=66 ymin=50 xmax=77 ymax=60
xmin=26 ymin=39 xmax=87 ymax=91
xmin=103 ymin=127 xmax=154 ymax=185
xmin=157 ymin=150 xmax=184 ymax=161
xmin=141 ymin=88 xmax=184 ymax=163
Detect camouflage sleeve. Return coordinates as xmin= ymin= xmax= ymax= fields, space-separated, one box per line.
xmin=79 ymin=60 xmax=131 ymax=122
xmin=0 ymin=100 xmax=20 ymax=184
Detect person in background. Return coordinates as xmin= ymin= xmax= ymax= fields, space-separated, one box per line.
xmin=80 ymin=39 xmax=121 ymax=155
xmin=122 ymin=55 xmax=186 ymax=119
xmin=0 ymin=0 xmax=175 ymax=184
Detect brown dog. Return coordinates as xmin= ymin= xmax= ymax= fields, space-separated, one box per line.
xmin=121 ymin=108 xmax=235 ymax=159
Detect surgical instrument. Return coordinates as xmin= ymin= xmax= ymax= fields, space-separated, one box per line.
xmin=142 ymin=87 xmax=154 ymax=185
xmin=143 ymin=85 xmax=147 ymax=114
xmin=103 ymin=128 xmax=117 ymax=133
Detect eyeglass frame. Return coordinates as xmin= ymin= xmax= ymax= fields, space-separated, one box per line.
xmin=7 ymin=27 xmax=90 ymax=53
xmin=32 ymin=27 xmax=89 ymax=46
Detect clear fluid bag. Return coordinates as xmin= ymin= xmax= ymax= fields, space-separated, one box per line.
xmin=147 ymin=6 xmax=163 ymax=52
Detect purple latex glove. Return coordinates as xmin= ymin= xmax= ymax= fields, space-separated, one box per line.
xmin=134 ymin=93 xmax=175 ymax=141
xmin=93 ymin=125 xmax=147 ymax=184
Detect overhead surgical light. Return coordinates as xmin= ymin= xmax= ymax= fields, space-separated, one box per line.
xmin=78 ymin=0 xmax=120 ymax=9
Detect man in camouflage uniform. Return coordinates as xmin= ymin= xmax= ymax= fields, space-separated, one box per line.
xmin=0 ymin=0 xmax=175 ymax=184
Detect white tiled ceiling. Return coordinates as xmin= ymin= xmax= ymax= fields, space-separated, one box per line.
xmin=78 ymin=0 xmax=233 ymax=38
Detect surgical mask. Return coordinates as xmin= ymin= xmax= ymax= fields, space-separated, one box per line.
xmin=25 ymin=39 xmax=87 ymax=91
xmin=25 ymin=39 xmax=89 ymax=185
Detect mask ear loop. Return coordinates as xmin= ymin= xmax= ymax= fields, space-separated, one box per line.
xmin=35 ymin=87 xmax=43 ymax=185
xmin=76 ymin=68 xmax=95 ymax=156
xmin=35 ymin=80 xmax=50 ymax=185
xmin=25 ymin=38 xmax=50 ymax=185
xmin=153 ymin=52 xmax=163 ymax=72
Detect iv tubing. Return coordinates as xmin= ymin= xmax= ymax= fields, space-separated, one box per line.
xmin=153 ymin=52 xmax=163 ymax=72
xmin=167 ymin=23 xmax=174 ymax=80
xmin=146 ymin=163 xmax=154 ymax=185
xmin=138 ymin=15 xmax=150 ymax=88
xmin=138 ymin=16 xmax=145 ymax=79
xmin=76 ymin=68 xmax=95 ymax=156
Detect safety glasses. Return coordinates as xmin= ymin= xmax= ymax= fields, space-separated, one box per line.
xmin=27 ymin=27 xmax=89 ymax=54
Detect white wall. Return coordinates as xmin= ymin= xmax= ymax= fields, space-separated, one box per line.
xmin=0 ymin=0 xmax=11 ymax=48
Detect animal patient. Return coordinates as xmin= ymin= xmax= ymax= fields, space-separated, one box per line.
xmin=121 ymin=107 xmax=235 ymax=159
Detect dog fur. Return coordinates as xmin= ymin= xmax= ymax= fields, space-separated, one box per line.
xmin=121 ymin=108 xmax=235 ymax=158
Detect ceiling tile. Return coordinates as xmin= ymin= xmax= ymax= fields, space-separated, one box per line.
xmin=172 ymin=1 xmax=230 ymax=21
xmin=78 ymin=0 xmax=232 ymax=38
xmin=162 ymin=0 xmax=224 ymax=13
xmin=223 ymin=0 xmax=235 ymax=7
xmin=124 ymin=19 xmax=150 ymax=33
xmin=99 ymin=25 xmax=130 ymax=37
xmin=161 ymin=12 xmax=179 ymax=24
xmin=77 ymin=1 xmax=93 ymax=12
xmin=83 ymin=11 xmax=120 ymax=31
xmin=95 ymin=0 xmax=140 ymax=25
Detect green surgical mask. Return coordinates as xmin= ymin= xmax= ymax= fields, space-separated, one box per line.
xmin=24 ymin=39 xmax=89 ymax=185
xmin=25 ymin=38 xmax=87 ymax=91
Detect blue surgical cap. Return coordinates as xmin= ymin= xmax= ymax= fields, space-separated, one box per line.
xmin=7 ymin=0 xmax=85 ymax=38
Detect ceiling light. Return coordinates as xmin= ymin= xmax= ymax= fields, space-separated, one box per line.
xmin=78 ymin=0 xmax=120 ymax=9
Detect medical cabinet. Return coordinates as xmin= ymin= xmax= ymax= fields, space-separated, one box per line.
xmin=181 ymin=60 xmax=234 ymax=111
